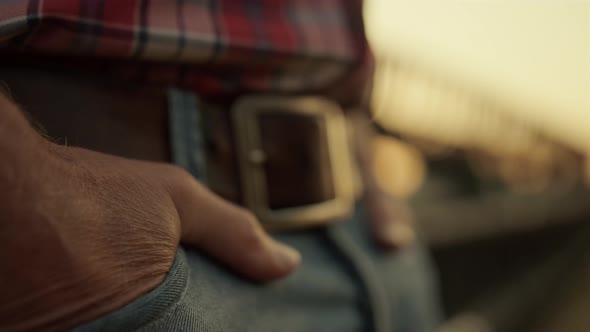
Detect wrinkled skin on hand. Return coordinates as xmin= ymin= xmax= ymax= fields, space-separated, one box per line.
xmin=0 ymin=94 xmax=300 ymax=331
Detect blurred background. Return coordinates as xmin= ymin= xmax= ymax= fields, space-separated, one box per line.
xmin=363 ymin=1 xmax=590 ymax=331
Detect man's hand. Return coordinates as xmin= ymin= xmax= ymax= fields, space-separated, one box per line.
xmin=349 ymin=114 xmax=416 ymax=250
xmin=0 ymin=94 xmax=300 ymax=331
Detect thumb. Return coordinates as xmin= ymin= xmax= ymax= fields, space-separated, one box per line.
xmin=166 ymin=169 xmax=301 ymax=282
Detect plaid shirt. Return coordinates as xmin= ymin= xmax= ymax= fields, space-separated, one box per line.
xmin=0 ymin=0 xmax=372 ymax=104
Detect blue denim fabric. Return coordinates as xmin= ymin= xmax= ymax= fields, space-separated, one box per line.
xmin=72 ymin=89 xmax=441 ymax=332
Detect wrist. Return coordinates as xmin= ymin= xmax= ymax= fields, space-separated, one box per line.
xmin=0 ymin=145 xmax=168 ymax=331
xmin=0 ymin=95 xmax=166 ymax=331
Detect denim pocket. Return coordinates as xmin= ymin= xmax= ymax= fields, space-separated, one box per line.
xmin=71 ymin=249 xmax=189 ymax=332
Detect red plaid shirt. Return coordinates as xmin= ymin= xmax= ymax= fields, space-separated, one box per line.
xmin=0 ymin=0 xmax=372 ymax=104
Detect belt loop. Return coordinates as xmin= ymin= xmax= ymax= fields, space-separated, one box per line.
xmin=168 ymin=88 xmax=208 ymax=184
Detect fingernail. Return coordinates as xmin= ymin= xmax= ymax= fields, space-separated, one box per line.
xmin=271 ymin=240 xmax=301 ymax=269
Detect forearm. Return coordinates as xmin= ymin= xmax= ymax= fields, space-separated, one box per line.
xmin=0 ymin=93 xmax=44 ymax=185
xmin=0 ymin=94 xmax=154 ymax=331
xmin=0 ymin=93 xmax=40 ymax=221
xmin=0 ymin=94 xmax=76 ymax=331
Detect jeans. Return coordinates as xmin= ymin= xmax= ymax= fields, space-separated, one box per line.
xmin=72 ymin=89 xmax=441 ymax=332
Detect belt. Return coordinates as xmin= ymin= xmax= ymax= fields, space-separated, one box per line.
xmin=1 ymin=64 xmax=361 ymax=230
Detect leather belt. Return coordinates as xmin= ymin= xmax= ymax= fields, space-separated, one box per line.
xmin=1 ymin=64 xmax=360 ymax=230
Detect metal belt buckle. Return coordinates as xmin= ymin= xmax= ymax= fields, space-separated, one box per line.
xmin=232 ymin=95 xmax=358 ymax=230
